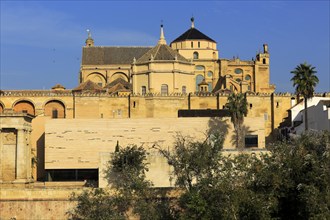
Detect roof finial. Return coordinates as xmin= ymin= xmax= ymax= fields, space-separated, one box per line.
xmin=85 ymin=29 xmax=94 ymax=47
xmin=158 ymin=21 xmax=167 ymax=45
xmin=191 ymin=16 xmax=195 ymax=29
xmin=87 ymin=29 xmax=92 ymax=39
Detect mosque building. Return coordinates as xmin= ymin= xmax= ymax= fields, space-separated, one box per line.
xmin=0 ymin=18 xmax=314 ymax=185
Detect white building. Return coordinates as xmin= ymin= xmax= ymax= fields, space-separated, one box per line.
xmin=290 ymin=97 xmax=330 ymax=135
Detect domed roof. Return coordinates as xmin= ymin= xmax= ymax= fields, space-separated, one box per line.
xmin=171 ymin=27 xmax=216 ymax=44
xmin=171 ymin=17 xmax=216 ymax=44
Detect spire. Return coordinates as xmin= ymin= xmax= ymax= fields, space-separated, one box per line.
xmin=191 ymin=17 xmax=195 ymax=29
xmin=158 ymin=23 xmax=167 ymax=45
xmin=85 ymin=29 xmax=94 ymax=47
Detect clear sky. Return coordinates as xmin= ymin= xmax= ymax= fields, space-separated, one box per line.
xmin=1 ymin=1 xmax=329 ymax=92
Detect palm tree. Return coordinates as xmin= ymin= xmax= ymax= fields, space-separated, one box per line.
xmin=291 ymin=62 xmax=319 ymax=131
xmin=225 ymin=93 xmax=248 ymax=149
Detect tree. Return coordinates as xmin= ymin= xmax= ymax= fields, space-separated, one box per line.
xmin=68 ymin=145 xmax=173 ymax=220
xmin=225 ymin=93 xmax=248 ymax=149
xmin=291 ymin=62 xmax=319 ymax=131
xmin=250 ymin=131 xmax=330 ymax=219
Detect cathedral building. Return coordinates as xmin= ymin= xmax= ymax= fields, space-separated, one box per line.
xmin=80 ymin=17 xmax=275 ymax=95
xmin=1 ymin=18 xmax=314 ymax=186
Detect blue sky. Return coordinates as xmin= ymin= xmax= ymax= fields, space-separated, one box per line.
xmin=1 ymin=1 xmax=329 ymax=92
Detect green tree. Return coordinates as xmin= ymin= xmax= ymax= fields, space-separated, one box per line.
xmin=225 ymin=93 xmax=248 ymax=149
xmin=249 ymin=131 xmax=330 ymax=219
xmin=69 ymin=145 xmax=174 ymax=220
xmin=291 ymin=62 xmax=319 ymax=130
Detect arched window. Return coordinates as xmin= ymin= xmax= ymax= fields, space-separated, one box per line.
xmin=196 ymin=75 xmax=204 ymax=91
xmin=263 ymin=58 xmax=266 ymax=64
xmin=195 ymin=65 xmax=205 ymax=71
xmin=182 ymin=86 xmax=187 ymax=94
xmin=207 ymin=71 xmax=213 ymax=78
xmin=13 ymin=100 xmax=35 ymax=115
xmin=245 ymin=75 xmax=251 ymax=80
xmin=141 ymin=86 xmax=146 ymax=95
xmin=161 ymin=84 xmax=168 ymax=95
xmin=44 ymin=100 xmax=65 ymax=118
xmin=193 ymin=52 xmax=199 ymax=59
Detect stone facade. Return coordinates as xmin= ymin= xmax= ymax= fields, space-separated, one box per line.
xmin=0 ymin=112 xmax=34 ymax=184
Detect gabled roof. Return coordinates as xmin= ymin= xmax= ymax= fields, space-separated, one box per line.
xmin=73 ymin=80 xmax=105 ymax=92
xmin=82 ymin=46 xmax=152 ymax=65
xmin=104 ymin=78 xmax=132 ymax=94
xmin=171 ymin=27 xmax=216 ymax=44
xmin=136 ymin=44 xmax=189 ymax=63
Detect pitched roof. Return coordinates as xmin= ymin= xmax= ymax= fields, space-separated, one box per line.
xmin=171 ymin=27 xmax=216 ymax=44
xmin=136 ymin=44 xmax=189 ymax=63
xmin=82 ymin=46 xmax=152 ymax=65
xmin=104 ymin=78 xmax=132 ymax=95
xmin=72 ymin=80 xmax=105 ymax=92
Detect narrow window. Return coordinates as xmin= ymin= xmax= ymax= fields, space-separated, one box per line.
xmin=198 ymin=42 xmax=200 ymax=48
xmin=182 ymin=86 xmax=187 ymax=94
xmin=193 ymin=52 xmax=199 ymax=59
xmin=161 ymin=84 xmax=168 ymax=95
xmin=276 ymin=102 xmax=279 ymax=108
xmin=250 ymin=103 xmax=253 ymax=109
xmin=263 ymin=58 xmax=266 ymax=64
xmin=141 ymin=86 xmax=146 ymax=95
xmin=133 ymin=101 xmax=136 ymax=108
xmin=191 ymin=42 xmax=193 ymax=48
xmin=52 ymin=109 xmax=58 ymax=119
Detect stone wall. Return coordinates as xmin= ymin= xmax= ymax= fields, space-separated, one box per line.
xmin=0 ymin=188 xmax=81 ymax=220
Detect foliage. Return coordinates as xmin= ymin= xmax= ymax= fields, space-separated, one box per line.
xmin=291 ymin=62 xmax=319 ymax=130
xmin=159 ymin=132 xmax=225 ymax=191
xmin=291 ymin=62 xmax=318 ymax=99
xmin=70 ymin=131 xmax=330 ymax=220
xmin=69 ymin=145 xmax=172 ymax=220
xmin=161 ymin=131 xmax=330 ymax=220
xmin=225 ymin=93 xmax=248 ymax=148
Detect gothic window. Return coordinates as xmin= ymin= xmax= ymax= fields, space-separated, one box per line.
xmin=193 ymin=52 xmax=199 ymax=59
xmin=161 ymin=84 xmax=168 ymax=95
xmin=141 ymin=86 xmax=146 ymax=95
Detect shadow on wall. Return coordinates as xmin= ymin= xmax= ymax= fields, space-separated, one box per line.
xmin=37 ymin=133 xmax=45 ymax=181
xmin=207 ymin=117 xmax=229 ymax=145
xmin=230 ymin=125 xmax=252 ymax=150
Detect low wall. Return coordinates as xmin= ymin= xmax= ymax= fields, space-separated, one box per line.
xmin=0 ymin=188 xmax=82 ymax=220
